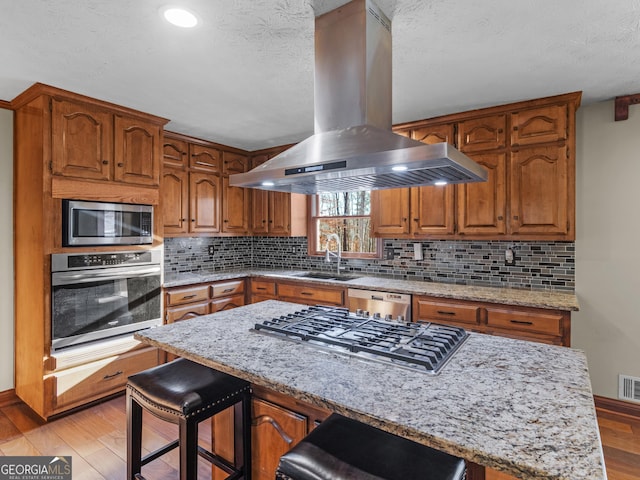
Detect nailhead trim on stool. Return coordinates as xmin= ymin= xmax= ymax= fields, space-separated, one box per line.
xmin=275 ymin=414 xmax=466 ymax=480
xmin=126 ymin=358 xmax=252 ymax=480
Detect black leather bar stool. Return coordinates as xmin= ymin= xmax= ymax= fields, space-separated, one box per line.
xmin=275 ymin=414 xmax=465 ymax=480
xmin=126 ymin=358 xmax=252 ymax=480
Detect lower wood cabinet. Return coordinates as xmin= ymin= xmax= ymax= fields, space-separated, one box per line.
xmin=249 ymin=278 xmax=346 ymax=307
xmin=413 ymin=295 xmax=571 ymax=346
xmin=48 ymin=346 xmax=159 ymax=414
xmin=164 ymin=279 xmax=246 ymax=323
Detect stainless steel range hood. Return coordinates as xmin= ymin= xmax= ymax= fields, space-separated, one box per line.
xmin=230 ymin=0 xmax=487 ymax=194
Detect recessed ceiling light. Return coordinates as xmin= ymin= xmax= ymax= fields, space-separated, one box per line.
xmin=163 ymin=7 xmax=198 ymax=28
xmin=434 ymin=180 xmax=448 ymax=186
xmin=391 ymin=165 xmax=408 ymax=172
xmin=261 ymin=181 xmax=275 ymax=187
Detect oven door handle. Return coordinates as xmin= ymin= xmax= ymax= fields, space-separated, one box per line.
xmin=52 ymin=266 xmax=161 ymax=286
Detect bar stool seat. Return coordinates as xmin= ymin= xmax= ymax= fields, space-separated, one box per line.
xmin=275 ymin=414 xmax=465 ymax=480
xmin=127 ymin=358 xmax=251 ymax=480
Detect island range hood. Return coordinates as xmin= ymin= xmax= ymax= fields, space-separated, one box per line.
xmin=230 ymin=0 xmax=487 ymax=194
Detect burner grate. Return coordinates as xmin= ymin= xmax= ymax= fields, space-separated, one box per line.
xmin=254 ymin=305 xmax=468 ymax=374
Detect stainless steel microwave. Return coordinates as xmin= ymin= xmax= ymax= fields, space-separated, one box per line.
xmin=62 ymin=200 xmax=153 ymax=246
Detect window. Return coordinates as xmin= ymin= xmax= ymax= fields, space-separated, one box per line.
xmin=309 ymin=191 xmax=380 ymax=258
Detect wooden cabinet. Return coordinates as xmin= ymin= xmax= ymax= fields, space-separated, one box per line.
xmin=413 ymin=295 xmax=571 ymax=346
xmin=51 ymin=97 xmax=162 ymax=186
xmin=190 ymin=172 xmax=221 ymax=233
xmin=248 ymin=278 xmax=346 ymax=307
xmin=249 ymin=152 xmax=307 ymax=237
xmin=222 ymin=152 xmax=250 ymax=234
xmin=190 ymin=144 xmax=221 ymax=173
xmin=164 ymin=279 xmax=246 ymax=324
xmin=380 ymin=92 xmax=580 ymax=241
xmin=13 ymin=83 xmax=166 ymax=420
xmin=509 ymin=145 xmax=571 ymax=236
xmin=251 ymin=398 xmax=308 ymax=480
xmin=161 ymin=167 xmax=189 ymax=234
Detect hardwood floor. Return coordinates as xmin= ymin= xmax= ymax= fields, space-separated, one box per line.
xmin=0 ymin=394 xmax=638 ymax=479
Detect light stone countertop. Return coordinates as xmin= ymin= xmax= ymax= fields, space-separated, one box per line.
xmin=163 ymin=269 xmax=580 ymax=311
xmin=136 ymin=300 xmax=604 ymax=480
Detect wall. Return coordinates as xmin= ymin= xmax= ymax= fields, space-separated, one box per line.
xmin=0 ymin=108 xmax=14 ymax=391
xmin=573 ymin=100 xmax=640 ymax=398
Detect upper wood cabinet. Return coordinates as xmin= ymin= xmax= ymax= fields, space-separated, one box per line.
xmin=189 ymin=172 xmax=221 ymax=234
xmin=161 ymin=168 xmax=189 ymax=234
xmin=163 ymin=137 xmax=189 ymax=169
xmin=381 ymin=91 xmax=580 ymax=241
xmin=248 ymin=152 xmax=307 ymax=237
xmin=511 ymin=104 xmax=567 ymax=147
xmin=190 ymin=144 xmax=221 ymax=173
xmin=510 ymin=145 xmax=571 ymax=236
xmin=51 ymin=97 xmax=162 ymax=186
xmin=222 ymin=152 xmax=249 ymax=234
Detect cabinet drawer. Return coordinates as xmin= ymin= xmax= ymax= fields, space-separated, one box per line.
xmin=53 ymin=347 xmax=158 ymax=409
xmin=166 ymin=285 xmax=209 ymax=306
xmin=486 ymin=308 xmax=563 ymax=336
xmin=166 ymin=301 xmax=210 ymax=323
xmin=415 ymin=299 xmax=480 ymax=325
xmin=212 ymin=280 xmax=245 ymax=298
xmin=211 ymin=294 xmax=245 ymax=312
xmin=278 ymin=283 xmax=344 ymax=306
xmin=251 ymin=280 xmax=276 ymax=296
xmin=511 ymin=104 xmax=567 ymax=146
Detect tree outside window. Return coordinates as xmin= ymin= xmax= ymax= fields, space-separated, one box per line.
xmin=310 ymin=191 xmax=380 ymax=258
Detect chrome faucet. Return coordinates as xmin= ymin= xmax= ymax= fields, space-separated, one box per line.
xmin=325 ymin=233 xmax=342 ymax=273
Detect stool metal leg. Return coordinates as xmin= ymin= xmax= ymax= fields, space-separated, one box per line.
xmin=126 ymin=392 xmax=143 ymax=480
xmin=242 ymin=391 xmax=252 ymax=480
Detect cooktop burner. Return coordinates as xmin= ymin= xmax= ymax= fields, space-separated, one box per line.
xmin=253 ymin=305 xmax=468 ymax=374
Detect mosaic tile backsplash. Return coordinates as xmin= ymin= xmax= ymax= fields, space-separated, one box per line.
xmin=164 ymin=237 xmax=575 ymax=292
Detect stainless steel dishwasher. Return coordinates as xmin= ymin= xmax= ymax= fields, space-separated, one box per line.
xmin=347 ymin=289 xmax=411 ymax=322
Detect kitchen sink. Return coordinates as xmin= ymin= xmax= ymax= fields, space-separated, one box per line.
xmin=292 ymin=272 xmax=361 ymax=282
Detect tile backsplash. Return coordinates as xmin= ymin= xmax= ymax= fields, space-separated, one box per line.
xmin=164 ymin=237 xmax=575 ymax=292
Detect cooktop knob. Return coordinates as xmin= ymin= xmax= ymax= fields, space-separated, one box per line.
xmin=363 ymin=311 xmax=370 ymax=318
xmin=385 ymin=314 xmax=393 ymax=321
xmin=396 ymin=315 xmax=405 ymax=322
xmin=356 ymin=309 xmax=363 ymax=316
xmin=373 ymin=312 xmax=381 ymax=319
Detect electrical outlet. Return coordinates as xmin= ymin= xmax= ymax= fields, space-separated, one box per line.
xmin=505 ymin=248 xmax=515 ymax=266
xmin=208 ymin=245 xmax=215 ymax=255
xmin=385 ymin=248 xmax=394 ymax=260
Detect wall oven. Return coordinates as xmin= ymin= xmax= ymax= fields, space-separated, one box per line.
xmin=62 ymin=199 xmax=153 ymax=246
xmin=51 ymin=250 xmax=162 ymax=351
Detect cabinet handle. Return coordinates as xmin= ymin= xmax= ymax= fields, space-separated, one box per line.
xmin=513 ymin=126 xmax=519 ymax=131
xmin=102 ymin=160 xmax=108 ymax=165
xmin=413 ymin=218 xmax=419 ymax=222
xmin=402 ymin=218 xmax=407 ymax=222
xmin=262 ymin=220 xmax=266 ymax=224
xmin=191 ymin=219 xmax=195 ymax=222
xmin=513 ymin=215 xmax=519 ymax=220
xmin=181 ymin=218 xmax=186 ymax=222
xmin=222 ymin=288 xmax=235 ymax=293
xmin=103 ymin=370 xmax=123 ymax=380
xmin=181 ymin=294 xmax=197 ymax=300
xmin=269 ymin=220 xmax=273 ymax=224
xmin=252 ymin=415 xmax=294 ymax=444
xmin=117 ymin=162 xmax=124 ymax=167
xmin=497 ymin=216 xmax=503 ymax=221
xmin=300 ymin=291 xmax=313 ymax=296
xmin=436 ymin=310 xmax=456 ymax=316
xmin=509 ymin=319 xmax=534 ymax=326
xmin=256 ymin=287 xmax=267 ymax=291
xmin=498 ymin=128 xmax=503 ymax=133
xmin=224 ymin=219 xmax=228 ymax=223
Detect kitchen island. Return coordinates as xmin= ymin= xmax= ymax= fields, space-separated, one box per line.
xmin=135 ymin=300 xmax=605 ymax=480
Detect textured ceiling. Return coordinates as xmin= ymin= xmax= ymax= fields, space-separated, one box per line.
xmin=1 ymin=0 xmax=640 ymax=151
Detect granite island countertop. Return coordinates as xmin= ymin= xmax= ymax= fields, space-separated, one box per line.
xmin=163 ymin=269 xmax=580 ymax=311
xmin=136 ymin=300 xmax=603 ymax=480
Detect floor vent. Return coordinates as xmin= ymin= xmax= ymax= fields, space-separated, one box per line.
xmin=619 ymin=374 xmax=640 ymax=403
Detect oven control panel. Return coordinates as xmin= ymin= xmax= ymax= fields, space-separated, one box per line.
xmin=51 ymin=250 xmax=161 ymax=272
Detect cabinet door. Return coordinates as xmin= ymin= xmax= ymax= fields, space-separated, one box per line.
xmin=251 ymin=189 xmax=270 ymax=234
xmin=412 ymin=123 xmax=454 ymax=145
xmin=51 ymin=98 xmax=113 ymax=181
xmin=511 ymin=104 xmax=567 ymax=147
xmin=189 ymin=172 xmax=221 ymax=233
xmin=113 ymin=115 xmax=161 ymax=186
xmin=190 ymin=144 xmax=221 ymax=173
xmin=223 ymin=151 xmax=249 ymax=175
xmin=222 ymin=176 xmax=249 ymax=234
xmin=268 ymin=192 xmax=291 ymax=235
xmin=162 ymin=168 xmax=189 ymax=234
xmin=410 ymin=185 xmax=455 ymax=235
xmin=371 ymin=188 xmax=410 ymax=236
xmin=510 ymin=145 xmax=570 ymax=236
xmin=458 ymin=115 xmax=507 ymax=153
xmin=457 ymin=152 xmax=507 ymax=235
xmin=252 ymin=399 xmax=307 ymax=480
xmin=163 ymin=137 xmax=189 ymax=168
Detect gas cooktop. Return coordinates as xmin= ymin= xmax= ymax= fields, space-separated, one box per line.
xmin=253 ymin=305 xmax=468 ymax=374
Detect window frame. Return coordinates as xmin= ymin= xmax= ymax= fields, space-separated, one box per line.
xmin=306 ymin=194 xmax=382 ymax=259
